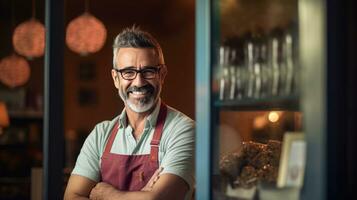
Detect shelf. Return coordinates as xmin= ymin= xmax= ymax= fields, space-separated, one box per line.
xmin=214 ymin=95 xmax=299 ymax=111
xmin=0 ymin=177 xmax=30 ymax=183
xmin=0 ymin=144 xmax=27 ymax=150
xmin=8 ymin=110 xmax=43 ymax=119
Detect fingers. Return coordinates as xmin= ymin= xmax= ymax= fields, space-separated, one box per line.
xmin=141 ymin=167 xmax=164 ymax=191
xmin=152 ymin=174 xmax=160 ymax=185
xmin=150 ymin=167 xmax=163 ymax=187
xmin=89 ymin=184 xmax=98 ymax=200
xmin=149 ymin=176 xmax=157 ymax=188
xmin=153 ymin=167 xmax=163 ymax=179
xmin=89 ymin=182 xmax=114 ymax=200
xmin=148 ymin=167 xmax=163 ymax=184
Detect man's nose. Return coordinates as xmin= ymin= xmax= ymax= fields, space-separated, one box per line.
xmin=132 ymin=72 xmax=146 ymax=86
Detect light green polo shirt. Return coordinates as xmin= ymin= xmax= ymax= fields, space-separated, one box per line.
xmin=72 ymin=100 xmax=195 ymax=198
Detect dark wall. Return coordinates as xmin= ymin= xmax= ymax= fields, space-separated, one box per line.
xmin=326 ymin=0 xmax=357 ymax=199
xmin=63 ymin=1 xmax=195 ymax=134
xmin=0 ymin=0 xmax=195 ymax=135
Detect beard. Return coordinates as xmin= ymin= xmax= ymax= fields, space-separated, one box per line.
xmin=118 ymin=84 xmax=160 ymax=113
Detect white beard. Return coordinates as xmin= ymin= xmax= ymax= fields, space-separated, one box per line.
xmin=118 ymin=86 xmax=161 ymax=113
xmin=126 ymin=95 xmax=156 ymax=113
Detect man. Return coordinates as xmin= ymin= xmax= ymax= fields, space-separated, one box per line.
xmin=64 ymin=26 xmax=195 ymax=200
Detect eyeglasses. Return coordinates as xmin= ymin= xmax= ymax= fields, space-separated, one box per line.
xmin=114 ymin=64 xmax=163 ymax=80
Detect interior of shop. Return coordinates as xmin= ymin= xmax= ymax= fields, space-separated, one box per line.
xmin=0 ymin=0 xmax=356 ymax=199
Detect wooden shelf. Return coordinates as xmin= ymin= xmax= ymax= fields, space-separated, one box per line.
xmin=214 ymin=95 xmax=300 ymax=111
xmin=0 ymin=177 xmax=30 ymax=183
xmin=8 ymin=110 xmax=43 ymax=119
xmin=0 ymin=144 xmax=27 ymax=150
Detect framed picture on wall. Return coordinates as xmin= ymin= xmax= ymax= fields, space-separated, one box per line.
xmin=277 ymin=132 xmax=306 ymax=188
xmin=77 ymin=88 xmax=98 ymax=106
xmin=78 ymin=61 xmax=96 ymax=81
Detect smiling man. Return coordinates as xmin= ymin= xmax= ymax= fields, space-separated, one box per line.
xmin=64 ymin=26 xmax=195 ymax=200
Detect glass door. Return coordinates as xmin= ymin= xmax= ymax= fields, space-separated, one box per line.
xmin=211 ymin=1 xmax=303 ymax=200
xmin=194 ymin=0 xmax=324 ymax=199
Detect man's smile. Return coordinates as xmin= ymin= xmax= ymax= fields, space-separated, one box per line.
xmin=129 ymin=90 xmax=149 ymax=98
xmin=127 ymin=85 xmax=154 ymax=99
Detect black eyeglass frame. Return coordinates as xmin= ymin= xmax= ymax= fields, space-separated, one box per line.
xmin=113 ymin=64 xmax=165 ymax=80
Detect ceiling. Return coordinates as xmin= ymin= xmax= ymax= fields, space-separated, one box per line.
xmin=0 ymin=0 xmax=195 ymax=57
xmin=0 ymin=0 xmax=194 ymax=24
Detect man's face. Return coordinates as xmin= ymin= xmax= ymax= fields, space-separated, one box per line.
xmin=111 ymin=48 xmax=166 ymax=113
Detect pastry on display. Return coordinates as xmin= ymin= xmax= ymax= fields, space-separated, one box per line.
xmin=220 ymin=140 xmax=282 ymax=189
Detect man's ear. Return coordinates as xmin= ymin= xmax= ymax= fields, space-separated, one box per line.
xmin=111 ymin=69 xmax=120 ymax=88
xmin=160 ymin=65 xmax=167 ymax=84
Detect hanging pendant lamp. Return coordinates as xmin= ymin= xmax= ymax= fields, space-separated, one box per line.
xmin=0 ymin=54 xmax=31 ymax=88
xmin=12 ymin=0 xmax=45 ymax=59
xmin=12 ymin=18 xmax=45 ymax=58
xmin=66 ymin=12 xmax=107 ymax=55
xmin=66 ymin=1 xmax=107 ymax=56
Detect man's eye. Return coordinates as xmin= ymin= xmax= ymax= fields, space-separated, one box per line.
xmin=143 ymin=69 xmax=156 ymax=73
xmin=123 ymin=70 xmax=136 ymax=75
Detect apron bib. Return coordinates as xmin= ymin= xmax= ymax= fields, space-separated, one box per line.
xmin=100 ymin=103 xmax=167 ymax=191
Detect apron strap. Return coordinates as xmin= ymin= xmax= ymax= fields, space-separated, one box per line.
xmin=150 ymin=102 xmax=167 ymax=162
xmin=103 ymin=102 xmax=167 ymax=160
xmin=103 ymin=121 xmax=120 ymax=154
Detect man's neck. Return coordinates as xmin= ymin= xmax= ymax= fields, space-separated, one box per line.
xmin=125 ymin=104 xmax=156 ymax=139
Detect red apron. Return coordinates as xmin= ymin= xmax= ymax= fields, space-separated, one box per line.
xmin=100 ymin=103 xmax=167 ymax=191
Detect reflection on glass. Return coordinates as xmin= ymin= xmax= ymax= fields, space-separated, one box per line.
xmin=217 ymin=30 xmax=298 ymax=102
xmin=215 ymin=111 xmax=302 ymax=199
xmin=219 ymin=46 xmax=230 ymax=100
xmin=214 ymin=0 xmax=300 ymax=199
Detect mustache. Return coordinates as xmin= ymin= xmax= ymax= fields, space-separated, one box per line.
xmin=127 ymin=85 xmax=154 ymax=93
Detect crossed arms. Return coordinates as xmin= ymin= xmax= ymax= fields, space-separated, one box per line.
xmin=65 ymin=112 xmax=195 ymax=200
xmin=64 ymin=169 xmax=189 ymax=200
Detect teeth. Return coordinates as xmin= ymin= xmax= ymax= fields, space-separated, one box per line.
xmin=132 ymin=91 xmax=147 ymax=95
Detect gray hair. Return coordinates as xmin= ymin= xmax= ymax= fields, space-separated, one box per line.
xmin=112 ymin=26 xmax=164 ymax=68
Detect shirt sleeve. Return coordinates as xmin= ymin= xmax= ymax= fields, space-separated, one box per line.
xmin=71 ymin=122 xmax=108 ymax=182
xmin=160 ymin=117 xmax=196 ymax=190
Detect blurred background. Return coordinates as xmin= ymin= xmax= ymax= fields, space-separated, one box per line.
xmin=0 ymin=0 xmax=195 ymax=199
xmin=0 ymin=0 xmax=356 ymax=199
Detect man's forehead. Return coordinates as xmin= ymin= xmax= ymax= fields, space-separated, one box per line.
xmin=117 ymin=48 xmax=158 ymax=58
xmin=116 ymin=48 xmax=159 ymax=65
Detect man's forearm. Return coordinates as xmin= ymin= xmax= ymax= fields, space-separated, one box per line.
xmin=89 ymin=173 xmax=187 ymax=200
xmin=89 ymin=182 xmax=157 ymax=200
xmin=64 ymin=174 xmax=97 ymax=200
xmin=107 ymin=190 xmax=155 ymax=200
xmin=64 ymin=193 xmax=90 ymax=200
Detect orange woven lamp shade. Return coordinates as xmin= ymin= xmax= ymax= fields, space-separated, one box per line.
xmin=0 ymin=54 xmax=31 ymax=88
xmin=12 ymin=19 xmax=45 ymax=58
xmin=66 ymin=13 xmax=107 ymax=55
xmin=0 ymin=102 xmax=9 ymax=128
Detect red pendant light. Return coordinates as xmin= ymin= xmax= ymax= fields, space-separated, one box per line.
xmin=12 ymin=0 xmax=45 ymax=59
xmin=66 ymin=12 xmax=107 ymax=56
xmin=0 ymin=54 xmax=31 ymax=88
xmin=12 ymin=18 xmax=45 ymax=58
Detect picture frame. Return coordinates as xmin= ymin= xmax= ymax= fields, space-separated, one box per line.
xmin=277 ymin=132 xmax=306 ymax=188
xmin=77 ymin=88 xmax=98 ymax=106
xmin=78 ymin=61 xmax=96 ymax=81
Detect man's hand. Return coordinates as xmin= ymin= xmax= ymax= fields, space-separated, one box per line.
xmin=141 ymin=167 xmax=163 ymax=192
xmin=64 ymin=174 xmax=97 ymax=200
xmin=88 ymin=167 xmax=187 ymax=200
xmin=89 ymin=167 xmax=163 ymax=199
xmin=89 ymin=182 xmax=117 ymax=200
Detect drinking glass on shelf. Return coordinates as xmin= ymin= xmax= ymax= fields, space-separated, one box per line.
xmin=280 ymin=33 xmax=294 ymax=96
xmin=259 ymin=42 xmax=271 ymax=98
xmin=244 ymin=41 xmax=255 ymax=99
xmin=253 ymin=38 xmax=271 ymax=99
xmin=267 ymin=37 xmax=281 ymax=97
xmin=219 ymin=46 xmax=230 ymax=101
xmin=228 ymin=49 xmax=237 ymax=100
xmin=235 ymin=64 xmax=246 ymax=100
